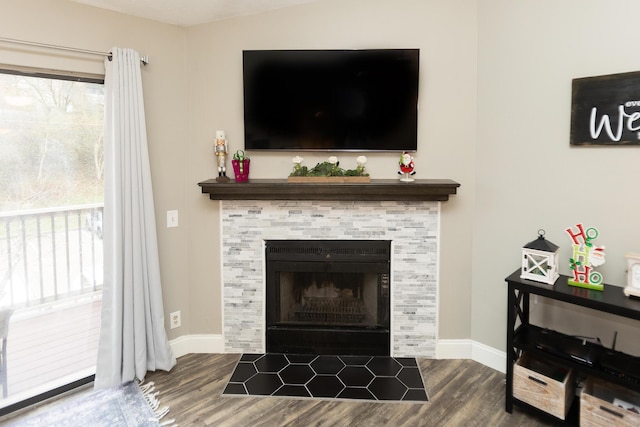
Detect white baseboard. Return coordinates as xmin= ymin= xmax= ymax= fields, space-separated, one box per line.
xmin=435 ymin=339 xmax=473 ymax=359
xmin=169 ymin=335 xmax=506 ymax=374
xmin=471 ymin=341 xmax=506 ymax=373
xmin=169 ymin=334 xmax=224 ymax=359
xmin=436 ymin=339 xmax=506 ymax=373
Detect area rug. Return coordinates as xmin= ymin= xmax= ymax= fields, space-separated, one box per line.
xmin=8 ymin=381 xmax=175 ymax=427
xmin=223 ymin=353 xmax=429 ymax=403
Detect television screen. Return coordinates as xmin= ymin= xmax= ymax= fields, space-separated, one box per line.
xmin=242 ymin=49 xmax=419 ymax=152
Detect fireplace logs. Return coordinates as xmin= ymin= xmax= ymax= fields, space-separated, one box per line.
xmin=295 ymin=296 xmax=366 ymax=324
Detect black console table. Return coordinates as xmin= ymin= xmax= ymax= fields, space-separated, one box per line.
xmin=505 ymin=269 xmax=640 ymax=424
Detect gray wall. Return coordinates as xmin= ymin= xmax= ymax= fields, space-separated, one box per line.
xmin=475 ymin=0 xmax=640 ymax=354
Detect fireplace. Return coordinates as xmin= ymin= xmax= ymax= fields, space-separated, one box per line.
xmin=265 ymin=240 xmax=391 ymax=355
xmin=220 ymin=200 xmax=439 ymax=357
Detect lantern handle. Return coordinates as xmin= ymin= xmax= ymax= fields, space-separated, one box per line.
xmin=538 ymin=229 xmax=546 ymax=238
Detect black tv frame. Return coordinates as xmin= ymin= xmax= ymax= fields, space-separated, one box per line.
xmin=242 ymin=49 xmax=420 ymax=152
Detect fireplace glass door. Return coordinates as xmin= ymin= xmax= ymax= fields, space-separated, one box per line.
xmin=266 ymin=240 xmax=390 ymax=355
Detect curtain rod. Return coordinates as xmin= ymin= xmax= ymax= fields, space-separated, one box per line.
xmin=0 ymin=36 xmax=149 ymax=65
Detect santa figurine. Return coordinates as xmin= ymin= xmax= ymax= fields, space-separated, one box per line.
xmin=214 ymin=130 xmax=230 ymax=183
xmin=398 ymin=151 xmax=416 ymax=182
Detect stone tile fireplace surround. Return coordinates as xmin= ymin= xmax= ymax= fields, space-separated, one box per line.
xmin=221 ymin=200 xmax=440 ymax=357
xmin=199 ymin=178 xmax=460 ymax=358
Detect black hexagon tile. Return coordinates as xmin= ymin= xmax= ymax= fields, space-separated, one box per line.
xmin=223 ymin=353 xmax=429 ymax=403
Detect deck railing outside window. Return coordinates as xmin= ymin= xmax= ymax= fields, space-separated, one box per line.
xmin=0 ymin=204 xmax=103 ymax=308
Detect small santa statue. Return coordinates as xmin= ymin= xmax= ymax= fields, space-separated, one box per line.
xmin=398 ymin=151 xmax=416 ymax=182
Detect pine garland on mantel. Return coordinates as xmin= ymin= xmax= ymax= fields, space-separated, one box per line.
xmin=288 ymin=155 xmax=370 ymax=182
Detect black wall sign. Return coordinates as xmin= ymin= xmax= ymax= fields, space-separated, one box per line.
xmin=570 ymin=71 xmax=640 ymax=146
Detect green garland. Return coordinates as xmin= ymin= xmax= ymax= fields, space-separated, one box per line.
xmin=290 ymin=158 xmax=368 ymax=177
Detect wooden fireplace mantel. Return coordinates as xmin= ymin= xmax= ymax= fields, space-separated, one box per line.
xmin=198 ymin=178 xmax=460 ymax=202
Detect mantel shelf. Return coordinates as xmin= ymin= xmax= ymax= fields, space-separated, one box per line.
xmin=198 ymin=178 xmax=460 ymax=202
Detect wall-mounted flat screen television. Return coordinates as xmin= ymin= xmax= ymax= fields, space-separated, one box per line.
xmin=242 ymin=49 xmax=419 ymax=152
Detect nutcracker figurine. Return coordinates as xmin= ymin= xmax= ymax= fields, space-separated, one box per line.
xmin=215 ymin=130 xmax=230 ymax=183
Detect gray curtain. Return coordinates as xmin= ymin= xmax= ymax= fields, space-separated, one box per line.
xmin=95 ymin=47 xmax=175 ymax=389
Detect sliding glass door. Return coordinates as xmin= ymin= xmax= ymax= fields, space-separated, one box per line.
xmin=0 ymin=68 xmax=104 ymax=411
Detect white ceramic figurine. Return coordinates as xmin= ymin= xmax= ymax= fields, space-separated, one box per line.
xmin=398 ymin=152 xmax=416 ymax=182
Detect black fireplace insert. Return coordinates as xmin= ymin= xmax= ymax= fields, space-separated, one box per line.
xmin=265 ymin=240 xmax=391 ymax=355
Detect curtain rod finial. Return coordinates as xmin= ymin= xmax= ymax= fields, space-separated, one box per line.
xmin=141 ymin=55 xmax=149 ymax=65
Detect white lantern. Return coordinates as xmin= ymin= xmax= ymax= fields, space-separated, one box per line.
xmin=521 ymin=230 xmax=560 ymax=285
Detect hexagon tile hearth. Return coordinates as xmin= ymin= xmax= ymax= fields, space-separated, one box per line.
xmin=223 ymin=353 xmax=429 ymax=403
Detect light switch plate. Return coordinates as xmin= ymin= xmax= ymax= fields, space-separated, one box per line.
xmin=167 ymin=210 xmax=178 ymax=228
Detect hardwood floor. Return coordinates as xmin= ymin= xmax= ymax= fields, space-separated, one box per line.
xmin=143 ymin=353 xmax=556 ymax=427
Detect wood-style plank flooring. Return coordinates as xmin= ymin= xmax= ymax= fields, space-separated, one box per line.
xmin=141 ymin=353 xmax=555 ymax=427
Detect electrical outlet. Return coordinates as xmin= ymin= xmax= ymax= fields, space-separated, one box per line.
xmin=167 ymin=210 xmax=178 ymax=228
xmin=170 ymin=311 xmax=181 ymax=329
